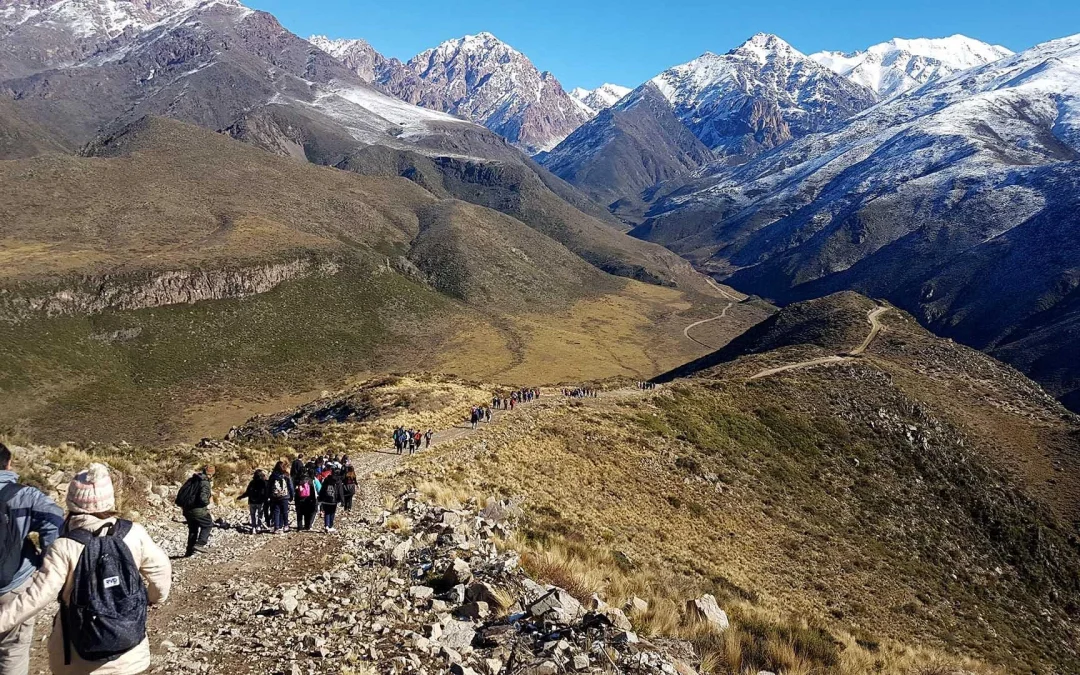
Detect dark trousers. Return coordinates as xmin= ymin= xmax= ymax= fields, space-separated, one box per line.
xmin=296 ymin=503 xmax=317 ymax=530
xmin=271 ymin=499 xmax=290 ymax=530
xmin=342 ymin=493 xmax=354 ymax=511
xmin=184 ymin=508 xmax=213 ymax=556
xmin=323 ymin=504 xmax=338 ymax=529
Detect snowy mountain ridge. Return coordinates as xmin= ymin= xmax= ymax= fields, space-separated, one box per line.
xmin=646 ymin=33 xmax=878 ymax=157
xmin=811 ymin=34 xmax=1014 ymax=98
xmin=569 ymin=83 xmax=632 ymax=116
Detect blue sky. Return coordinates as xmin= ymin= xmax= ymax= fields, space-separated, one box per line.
xmin=246 ymin=0 xmax=1079 ymax=90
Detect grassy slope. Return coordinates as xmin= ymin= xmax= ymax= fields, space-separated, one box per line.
xmin=0 ymin=117 xmax=758 ymax=444
xmin=385 ymin=298 xmax=1080 ymax=674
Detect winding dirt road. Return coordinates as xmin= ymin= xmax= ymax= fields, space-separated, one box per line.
xmin=683 ymin=302 xmax=735 ymax=349
xmin=749 ymin=305 xmax=890 ymax=381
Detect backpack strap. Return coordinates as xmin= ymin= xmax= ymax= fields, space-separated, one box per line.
xmin=62 ymin=527 xmax=94 ymax=547
xmin=0 ymin=482 xmax=24 ymax=506
xmin=110 ymin=520 xmax=133 ymax=539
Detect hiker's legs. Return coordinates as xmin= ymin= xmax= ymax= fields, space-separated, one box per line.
xmin=343 ymin=493 xmax=353 ymax=511
xmin=185 ymin=514 xmax=199 ymax=556
xmin=0 ymin=578 xmax=35 ymax=675
xmin=324 ymin=505 xmax=338 ymax=529
xmin=249 ymin=503 xmax=261 ymax=529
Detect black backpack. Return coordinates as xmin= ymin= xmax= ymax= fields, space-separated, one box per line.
xmin=0 ymin=483 xmax=26 ymax=589
xmin=320 ymin=477 xmax=340 ymax=503
xmin=174 ymin=476 xmax=204 ymax=510
xmin=60 ymin=520 xmax=148 ymax=665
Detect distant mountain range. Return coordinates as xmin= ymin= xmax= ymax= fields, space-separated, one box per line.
xmin=633 ymin=34 xmax=1080 ymax=411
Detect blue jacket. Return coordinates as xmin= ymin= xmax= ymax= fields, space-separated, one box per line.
xmin=0 ymin=470 xmax=65 ymax=594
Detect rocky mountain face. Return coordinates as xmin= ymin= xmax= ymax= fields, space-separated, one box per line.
xmin=635 ymin=34 xmax=1080 ymax=411
xmin=652 ymin=33 xmax=878 ymax=158
xmin=307 ymin=34 xmax=395 ymax=83
xmin=541 ymin=33 xmax=878 ymax=207
xmin=569 ymin=83 xmax=632 ymax=116
xmin=811 ymin=34 xmax=1013 ymax=98
xmin=369 ymin=32 xmax=591 ymax=154
xmin=540 ymin=83 xmax=715 ymax=212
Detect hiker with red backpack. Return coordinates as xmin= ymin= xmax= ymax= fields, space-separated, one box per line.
xmin=0 ymin=442 xmax=64 ymax=675
xmin=0 ymin=463 xmax=171 ymax=675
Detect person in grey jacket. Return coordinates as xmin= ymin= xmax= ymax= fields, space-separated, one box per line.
xmin=0 ymin=442 xmax=65 ymax=675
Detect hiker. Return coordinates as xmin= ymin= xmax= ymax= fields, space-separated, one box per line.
xmin=267 ymin=462 xmax=294 ymax=534
xmin=424 ymin=429 xmax=433 ymax=449
xmin=289 ymin=454 xmax=305 ymax=485
xmin=237 ymin=470 xmax=269 ymax=533
xmin=484 ymin=407 xmax=492 ymax=423
xmin=470 ymin=408 xmax=479 ymax=430
xmin=175 ymin=466 xmax=215 ymax=557
xmin=318 ymin=469 xmax=344 ymax=533
xmin=412 ymin=430 xmax=422 ymax=454
xmin=0 ymin=442 xmax=64 ymax=675
xmin=295 ymin=470 xmax=319 ymax=531
xmin=342 ymin=467 xmax=358 ymax=513
xmin=0 ymin=463 xmax=171 ymax=675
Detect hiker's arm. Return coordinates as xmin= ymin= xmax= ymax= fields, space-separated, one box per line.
xmin=134 ymin=524 xmax=172 ymax=604
xmin=0 ymin=544 xmax=70 ymax=632
xmin=28 ymin=488 xmax=65 ymax=551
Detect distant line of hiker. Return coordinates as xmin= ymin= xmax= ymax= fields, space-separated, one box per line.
xmin=637 ymin=381 xmax=658 ymax=390
xmin=394 ymin=427 xmax=432 ymax=455
xmin=1 ymin=442 xmax=171 ymax=675
xmin=563 ymin=387 xmax=598 ymax=398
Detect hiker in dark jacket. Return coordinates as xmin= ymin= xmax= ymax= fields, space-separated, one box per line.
xmin=0 ymin=442 xmax=65 ymax=675
xmin=342 ymin=467 xmax=358 ymax=512
xmin=237 ymin=470 xmax=269 ymax=533
xmin=289 ymin=455 xmax=305 ymax=485
xmin=318 ymin=469 xmax=345 ymax=533
xmin=294 ymin=470 xmax=319 ymax=531
xmin=267 ymin=462 xmax=294 ymax=534
xmin=178 ymin=466 xmax=215 ymax=557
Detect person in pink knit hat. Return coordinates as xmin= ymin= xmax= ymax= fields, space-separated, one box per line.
xmin=0 ymin=463 xmax=172 ymax=674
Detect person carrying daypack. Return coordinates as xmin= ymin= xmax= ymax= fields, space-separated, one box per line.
xmin=289 ymin=454 xmax=305 ymax=486
xmin=342 ymin=467 xmax=358 ymax=513
xmin=267 ymin=462 xmax=294 ymax=534
xmin=318 ymin=469 xmax=344 ymax=533
xmin=0 ymin=442 xmax=64 ymax=675
xmin=0 ymin=463 xmax=171 ymax=675
xmin=237 ymin=470 xmax=269 ymax=533
xmin=175 ymin=466 xmax=215 ymax=557
xmin=294 ymin=471 xmax=319 ymax=531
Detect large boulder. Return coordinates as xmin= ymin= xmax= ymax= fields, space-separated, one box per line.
xmin=686 ymin=594 xmax=729 ymax=631
xmin=528 ymin=589 xmax=584 ymax=624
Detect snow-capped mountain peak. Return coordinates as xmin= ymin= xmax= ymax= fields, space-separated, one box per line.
xmin=373 ymin=32 xmax=589 ymax=153
xmin=309 ymin=34 xmax=388 ymax=83
xmin=810 ymin=34 xmax=1014 ymax=98
xmin=569 ymin=83 xmax=632 ymax=116
xmin=730 ymin=32 xmax=802 ymax=62
xmin=0 ymin=0 xmax=246 ymax=40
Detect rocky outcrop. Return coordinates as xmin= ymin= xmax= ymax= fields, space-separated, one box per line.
xmin=0 ymin=259 xmax=340 ymax=322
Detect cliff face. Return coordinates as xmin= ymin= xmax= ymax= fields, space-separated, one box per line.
xmin=0 ymin=258 xmax=341 ymax=321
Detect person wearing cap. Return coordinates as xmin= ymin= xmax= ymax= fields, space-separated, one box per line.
xmin=0 ymin=463 xmax=171 ymax=674
xmin=181 ymin=466 xmax=215 ymax=557
xmin=0 ymin=442 xmax=65 ymax=675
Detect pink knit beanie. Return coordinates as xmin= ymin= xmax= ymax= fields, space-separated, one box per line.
xmin=67 ymin=463 xmax=116 ymax=514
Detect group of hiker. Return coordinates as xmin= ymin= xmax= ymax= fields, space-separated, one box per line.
xmin=0 ymin=442 xmax=172 ymax=675
xmin=229 ymin=454 xmax=359 ymax=536
xmin=563 ymin=387 xmax=598 ymax=398
xmin=393 ymin=427 xmax=433 ymax=455
xmin=637 ymin=381 xmax=659 ymax=390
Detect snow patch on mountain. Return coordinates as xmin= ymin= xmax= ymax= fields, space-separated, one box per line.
xmin=811 ymin=35 xmax=1013 ymax=98
xmin=569 ymin=84 xmax=632 ymax=116
xmin=373 ymin=31 xmax=590 ymax=153
xmin=648 ymin=33 xmax=878 ymax=156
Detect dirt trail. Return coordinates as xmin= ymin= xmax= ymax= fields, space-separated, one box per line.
xmin=683 ymin=302 xmax=735 ymax=350
xmin=704 ymin=276 xmax=744 ymax=302
xmin=749 ymin=306 xmax=890 ymax=381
